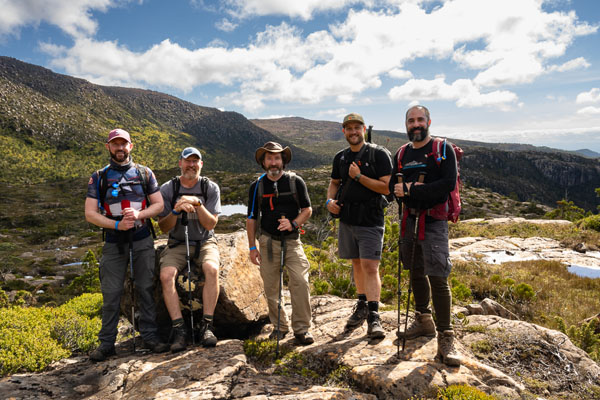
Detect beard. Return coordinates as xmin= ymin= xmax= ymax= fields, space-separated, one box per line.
xmin=267 ymin=166 xmax=282 ymax=177
xmin=408 ymin=126 xmax=429 ymax=142
xmin=181 ymin=167 xmax=200 ymax=180
xmin=110 ymin=148 xmax=130 ymax=163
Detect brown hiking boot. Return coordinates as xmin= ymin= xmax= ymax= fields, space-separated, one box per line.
xmin=436 ymin=330 xmax=462 ymax=366
xmin=170 ymin=326 xmax=187 ymax=353
xmin=396 ymin=311 xmax=436 ymax=340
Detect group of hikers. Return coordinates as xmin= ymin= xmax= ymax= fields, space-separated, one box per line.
xmin=84 ymin=105 xmax=461 ymax=367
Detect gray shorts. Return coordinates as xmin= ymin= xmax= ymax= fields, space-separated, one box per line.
xmin=338 ymin=221 xmax=384 ymax=260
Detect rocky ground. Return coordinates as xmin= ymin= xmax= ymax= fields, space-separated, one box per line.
xmin=2 ymin=293 xmax=599 ymax=399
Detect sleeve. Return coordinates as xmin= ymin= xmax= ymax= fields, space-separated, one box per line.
xmin=205 ymin=181 xmax=222 ymax=215
xmin=146 ymin=168 xmax=160 ymax=194
xmin=158 ymin=180 xmax=173 ymax=218
xmin=389 ymin=148 xmax=400 ymax=194
xmin=331 ymin=151 xmax=343 ymax=180
xmin=295 ymin=176 xmax=311 ymax=209
xmin=410 ymin=142 xmax=457 ymax=202
xmin=247 ymin=181 xmax=259 ymax=219
xmin=374 ymin=147 xmax=393 ymax=178
xmin=86 ymin=171 xmax=100 ymax=199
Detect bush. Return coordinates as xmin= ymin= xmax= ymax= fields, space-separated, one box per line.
xmin=67 ymin=250 xmax=100 ymax=294
xmin=0 ymin=293 xmax=102 ymax=376
xmin=577 ymin=214 xmax=600 ymax=233
xmin=437 ymin=384 xmax=498 ymax=399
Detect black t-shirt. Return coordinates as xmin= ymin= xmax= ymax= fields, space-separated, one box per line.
xmin=331 ymin=143 xmax=392 ymax=226
xmin=390 ymin=137 xmax=457 ymax=211
xmin=247 ymin=172 xmax=311 ymax=237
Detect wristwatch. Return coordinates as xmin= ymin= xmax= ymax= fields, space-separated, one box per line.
xmin=354 ymin=173 xmax=362 ymax=182
xmin=291 ymin=220 xmax=299 ymax=230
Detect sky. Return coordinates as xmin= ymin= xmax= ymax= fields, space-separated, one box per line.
xmin=1 ymin=0 xmax=600 ymax=153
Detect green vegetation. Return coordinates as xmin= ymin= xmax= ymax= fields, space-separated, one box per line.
xmin=436 ymin=384 xmax=498 ymax=400
xmin=0 ymin=293 xmax=102 ymax=376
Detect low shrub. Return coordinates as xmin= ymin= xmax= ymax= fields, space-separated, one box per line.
xmin=437 ymin=384 xmax=498 ymax=399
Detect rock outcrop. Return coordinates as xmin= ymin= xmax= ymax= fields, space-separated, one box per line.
xmin=2 ymin=295 xmax=599 ymax=399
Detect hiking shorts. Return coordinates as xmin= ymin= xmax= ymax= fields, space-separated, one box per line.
xmin=159 ymin=237 xmax=220 ymax=271
xmin=338 ymin=221 xmax=384 ymax=260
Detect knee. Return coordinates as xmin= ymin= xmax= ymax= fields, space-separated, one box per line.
xmin=203 ymin=262 xmax=219 ymax=280
xmin=160 ymin=267 xmax=177 ymax=287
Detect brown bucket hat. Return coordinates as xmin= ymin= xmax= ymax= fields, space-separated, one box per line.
xmin=255 ymin=141 xmax=292 ymax=167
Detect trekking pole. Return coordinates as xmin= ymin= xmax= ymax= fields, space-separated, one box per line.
xmin=276 ymin=214 xmax=286 ymax=359
xmin=128 ymin=229 xmax=137 ymax=352
xmin=181 ymin=211 xmax=195 ymax=346
xmin=402 ymin=171 xmax=426 ymax=352
xmin=395 ymin=173 xmax=404 ymax=358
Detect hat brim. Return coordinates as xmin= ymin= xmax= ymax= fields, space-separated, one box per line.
xmin=255 ymin=146 xmax=292 ymax=166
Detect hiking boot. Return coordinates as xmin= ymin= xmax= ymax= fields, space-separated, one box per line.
xmin=269 ymin=329 xmax=288 ymax=340
xmin=367 ymin=312 xmax=386 ymax=339
xmin=345 ymin=300 xmax=368 ymax=328
xmin=436 ymin=330 xmax=462 ymax=366
xmin=200 ymin=320 xmax=218 ymax=347
xmin=143 ymin=339 xmax=169 ymax=353
xmin=294 ymin=331 xmax=314 ymax=345
xmin=89 ymin=344 xmax=116 ymax=362
xmin=396 ymin=311 xmax=436 ymax=340
xmin=170 ymin=326 xmax=187 ymax=353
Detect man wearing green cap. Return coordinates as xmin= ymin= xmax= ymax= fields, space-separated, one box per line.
xmin=158 ymin=147 xmax=222 ymax=351
xmin=326 ymin=113 xmax=393 ymax=339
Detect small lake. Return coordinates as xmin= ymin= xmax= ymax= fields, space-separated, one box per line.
xmin=568 ymin=265 xmax=600 ymax=279
xmin=221 ymin=204 xmax=247 ymax=216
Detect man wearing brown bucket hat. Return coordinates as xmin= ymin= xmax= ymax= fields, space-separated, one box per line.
xmin=246 ymin=141 xmax=314 ymax=345
xmin=326 ymin=113 xmax=393 ymax=340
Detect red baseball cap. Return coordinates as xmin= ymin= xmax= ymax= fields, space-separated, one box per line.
xmin=107 ymin=129 xmax=131 ymax=143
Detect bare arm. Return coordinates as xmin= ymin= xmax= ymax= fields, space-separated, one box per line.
xmin=348 ymin=162 xmax=390 ymax=195
xmin=85 ymin=197 xmax=135 ymax=231
xmin=246 ymin=218 xmax=261 ymax=265
xmin=326 ymin=178 xmax=341 ymax=215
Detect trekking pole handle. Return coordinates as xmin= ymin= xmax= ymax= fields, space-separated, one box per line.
xmin=396 ymin=173 xmax=404 ymax=184
xmin=417 ymin=171 xmax=426 ymax=183
xmin=181 ymin=211 xmax=189 ymax=226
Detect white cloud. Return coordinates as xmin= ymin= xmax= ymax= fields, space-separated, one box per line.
xmin=547 ymin=57 xmax=590 ymax=73
xmin=576 ymin=88 xmax=600 ymax=104
xmin=221 ymin=0 xmax=357 ymax=20
xmin=577 ymin=106 xmax=600 ymax=115
xmin=0 ymin=0 xmax=121 ymax=39
xmin=215 ymin=18 xmax=238 ymax=32
xmin=388 ymin=75 xmax=518 ymax=110
xmin=30 ymin=0 xmax=597 ymax=113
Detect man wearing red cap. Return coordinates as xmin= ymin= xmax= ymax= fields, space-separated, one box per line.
xmin=85 ymin=128 xmax=168 ymax=361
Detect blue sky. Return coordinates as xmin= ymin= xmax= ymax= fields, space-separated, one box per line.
xmin=1 ymin=0 xmax=600 ymax=152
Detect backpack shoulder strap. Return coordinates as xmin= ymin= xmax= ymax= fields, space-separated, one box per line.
xmin=396 ymin=143 xmax=410 ymax=169
xmin=285 ymin=171 xmax=300 ymax=210
xmin=200 ymin=176 xmax=210 ymax=204
xmin=170 ymin=176 xmax=181 ymax=209
xmin=431 ymin=137 xmax=446 ymax=166
xmin=97 ymin=164 xmax=111 ymax=212
xmin=134 ymin=163 xmax=150 ymax=198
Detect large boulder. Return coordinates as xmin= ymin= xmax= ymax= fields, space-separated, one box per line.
xmin=120 ymin=230 xmax=268 ymax=340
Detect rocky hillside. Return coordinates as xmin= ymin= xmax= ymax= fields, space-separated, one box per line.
xmin=252 ymin=117 xmax=600 ymax=211
xmin=0 ymin=57 xmax=323 ymax=183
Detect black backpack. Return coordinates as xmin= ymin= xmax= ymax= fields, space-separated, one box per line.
xmin=169 ymin=176 xmax=210 ymax=209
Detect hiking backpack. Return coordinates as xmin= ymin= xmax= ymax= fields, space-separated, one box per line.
xmin=96 ymin=163 xmax=156 ymax=237
xmin=248 ymin=171 xmax=300 ymax=236
xmin=396 ymin=137 xmax=463 ymax=223
xmin=169 ymin=176 xmax=210 ymax=210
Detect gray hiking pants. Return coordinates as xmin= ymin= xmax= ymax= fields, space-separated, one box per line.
xmin=401 ymin=217 xmax=453 ymax=332
xmin=98 ymin=235 xmax=159 ymax=345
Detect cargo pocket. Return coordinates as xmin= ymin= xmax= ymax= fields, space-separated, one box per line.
xmin=423 ymin=242 xmax=451 ymax=277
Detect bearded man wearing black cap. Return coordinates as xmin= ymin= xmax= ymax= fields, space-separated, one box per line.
xmin=158 ymin=147 xmax=222 ymax=351
xmin=326 ymin=113 xmax=393 ymax=340
xmin=85 ymin=128 xmax=168 ymax=361
xmin=246 ymin=141 xmax=314 ymax=345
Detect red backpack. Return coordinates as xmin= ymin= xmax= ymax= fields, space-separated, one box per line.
xmin=396 ymin=137 xmax=463 ymax=223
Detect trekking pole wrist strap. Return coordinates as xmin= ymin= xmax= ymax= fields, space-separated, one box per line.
xmin=249 ymin=246 xmax=257 ymax=251
xmin=172 ymin=209 xmax=181 ymax=215
xmin=326 ymin=199 xmax=332 ymax=206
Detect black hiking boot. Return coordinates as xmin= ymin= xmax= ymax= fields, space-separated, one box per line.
xmin=269 ymin=329 xmax=288 ymax=340
xmin=345 ymin=300 xmax=368 ymax=328
xmin=170 ymin=326 xmax=187 ymax=353
xmin=89 ymin=344 xmax=116 ymax=362
xmin=143 ymin=339 xmax=169 ymax=353
xmin=367 ymin=312 xmax=386 ymax=339
xmin=294 ymin=331 xmax=314 ymax=345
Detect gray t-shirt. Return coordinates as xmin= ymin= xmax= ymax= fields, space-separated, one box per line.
xmin=159 ymin=177 xmax=221 ymax=242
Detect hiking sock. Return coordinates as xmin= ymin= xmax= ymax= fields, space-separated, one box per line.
xmin=203 ymin=315 xmax=214 ymax=324
xmin=358 ymin=294 xmax=367 ymax=302
xmin=172 ymin=318 xmax=185 ymax=329
xmin=367 ymin=301 xmax=379 ymax=313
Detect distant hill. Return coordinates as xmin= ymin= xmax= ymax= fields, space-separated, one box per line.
xmin=252 ymin=117 xmax=600 ymax=211
xmin=0 ymin=57 xmax=323 ymax=183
